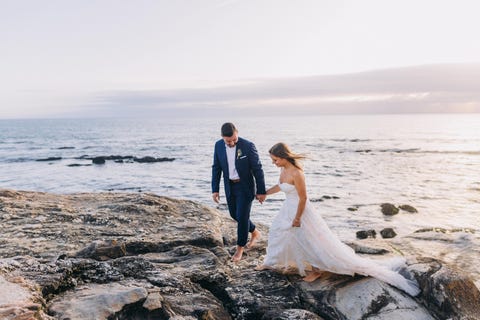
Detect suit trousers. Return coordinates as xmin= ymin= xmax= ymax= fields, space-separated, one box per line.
xmin=227 ymin=182 xmax=256 ymax=246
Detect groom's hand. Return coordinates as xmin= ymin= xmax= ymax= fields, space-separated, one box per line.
xmin=256 ymin=194 xmax=266 ymax=204
xmin=212 ymin=192 xmax=220 ymax=204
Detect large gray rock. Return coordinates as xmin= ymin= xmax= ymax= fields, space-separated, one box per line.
xmin=299 ymin=273 xmax=433 ymax=320
xmin=1 ymin=189 xmax=479 ymax=320
xmin=48 ymin=282 xmax=149 ymax=319
xmin=0 ymin=275 xmax=50 ymax=320
xmin=412 ymin=257 xmax=480 ymax=320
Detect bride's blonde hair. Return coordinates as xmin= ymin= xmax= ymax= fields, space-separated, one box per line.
xmin=269 ymin=142 xmax=306 ymax=170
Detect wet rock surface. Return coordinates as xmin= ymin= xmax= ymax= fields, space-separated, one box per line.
xmin=380 ymin=227 xmax=397 ymax=239
xmin=0 ymin=189 xmax=479 ymax=320
xmin=356 ymin=229 xmax=377 ymax=239
xmin=399 ymin=204 xmax=418 ymax=213
xmin=380 ymin=203 xmax=399 ymax=215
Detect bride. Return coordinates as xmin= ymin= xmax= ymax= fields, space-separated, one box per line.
xmin=255 ymin=142 xmax=420 ymax=296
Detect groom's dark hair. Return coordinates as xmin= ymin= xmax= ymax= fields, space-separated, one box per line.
xmin=221 ymin=122 xmax=237 ymax=137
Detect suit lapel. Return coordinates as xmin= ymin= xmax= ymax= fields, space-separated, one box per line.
xmin=234 ymin=139 xmax=244 ymax=171
xmin=219 ymin=142 xmax=229 ymax=178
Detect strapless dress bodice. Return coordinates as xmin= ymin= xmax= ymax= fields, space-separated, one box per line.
xmin=279 ymin=182 xmax=298 ymax=199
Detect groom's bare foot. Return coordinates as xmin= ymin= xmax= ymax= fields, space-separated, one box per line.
xmin=231 ymin=246 xmax=244 ymax=262
xmin=303 ymin=271 xmax=323 ymax=282
xmin=246 ymin=229 xmax=261 ymax=249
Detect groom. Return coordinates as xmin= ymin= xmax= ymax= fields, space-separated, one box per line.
xmin=212 ymin=122 xmax=266 ymax=262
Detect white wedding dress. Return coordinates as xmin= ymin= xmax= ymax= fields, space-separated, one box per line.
xmin=262 ymin=182 xmax=420 ymax=296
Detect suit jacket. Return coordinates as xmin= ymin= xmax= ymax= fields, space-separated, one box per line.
xmin=211 ymin=137 xmax=266 ymax=200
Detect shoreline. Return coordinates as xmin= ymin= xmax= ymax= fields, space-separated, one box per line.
xmin=1 ymin=187 xmax=478 ymax=286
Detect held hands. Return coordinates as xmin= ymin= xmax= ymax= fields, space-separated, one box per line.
xmin=256 ymin=194 xmax=266 ymax=204
xmin=215 ymin=193 xmax=266 ymax=204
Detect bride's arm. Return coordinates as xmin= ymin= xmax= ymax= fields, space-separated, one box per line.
xmin=266 ymin=184 xmax=280 ymax=195
xmin=292 ymin=172 xmax=307 ymax=227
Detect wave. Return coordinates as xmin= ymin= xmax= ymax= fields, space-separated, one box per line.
xmin=420 ymin=150 xmax=480 ymax=155
xmin=413 ymin=227 xmax=476 ymax=234
xmin=331 ymin=139 xmax=371 ymax=142
xmin=4 ymin=157 xmax=37 ymax=163
xmin=5 ymin=156 xmax=67 ymax=163
xmin=352 ymin=148 xmax=480 ymax=155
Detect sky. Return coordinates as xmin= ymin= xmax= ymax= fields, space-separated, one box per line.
xmin=1 ymin=0 xmax=480 ymax=118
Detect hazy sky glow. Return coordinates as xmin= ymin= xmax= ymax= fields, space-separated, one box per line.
xmin=1 ymin=0 xmax=480 ymax=118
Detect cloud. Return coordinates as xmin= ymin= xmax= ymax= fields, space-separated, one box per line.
xmin=84 ymin=63 xmax=480 ymax=117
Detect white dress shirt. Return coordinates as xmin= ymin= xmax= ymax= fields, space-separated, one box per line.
xmin=225 ymin=144 xmax=240 ymax=180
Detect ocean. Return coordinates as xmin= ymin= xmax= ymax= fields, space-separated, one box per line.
xmin=0 ymin=114 xmax=479 ymax=285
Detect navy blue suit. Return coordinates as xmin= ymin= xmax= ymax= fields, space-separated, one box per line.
xmin=212 ymin=137 xmax=266 ymax=246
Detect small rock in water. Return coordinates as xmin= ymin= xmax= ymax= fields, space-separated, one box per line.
xmin=381 ymin=203 xmax=399 ymax=215
xmin=133 ymin=156 xmax=175 ymax=163
xmin=399 ymin=204 xmax=418 ymax=213
xmin=92 ymin=157 xmax=106 ymax=165
xmin=68 ymin=163 xmax=92 ymax=167
xmin=356 ymin=229 xmax=376 ymax=239
xmin=36 ymin=157 xmax=62 ymax=162
xmin=380 ymin=227 xmax=397 ymax=238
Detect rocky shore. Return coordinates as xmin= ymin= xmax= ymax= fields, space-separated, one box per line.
xmin=0 ymin=189 xmax=479 ymax=320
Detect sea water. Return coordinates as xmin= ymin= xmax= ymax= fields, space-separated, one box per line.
xmin=1 ymin=114 xmax=479 ymax=284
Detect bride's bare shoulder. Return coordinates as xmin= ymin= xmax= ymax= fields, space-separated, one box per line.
xmin=292 ymin=168 xmax=305 ymax=180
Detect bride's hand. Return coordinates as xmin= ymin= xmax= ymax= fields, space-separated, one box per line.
xmin=292 ymin=217 xmax=301 ymax=227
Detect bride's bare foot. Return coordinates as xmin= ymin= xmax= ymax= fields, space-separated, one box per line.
xmin=231 ymin=246 xmax=244 ymax=262
xmin=281 ymin=266 xmax=299 ymax=275
xmin=254 ymin=264 xmax=271 ymax=271
xmin=246 ymin=229 xmax=261 ymax=249
xmin=303 ymin=271 xmax=323 ymax=282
